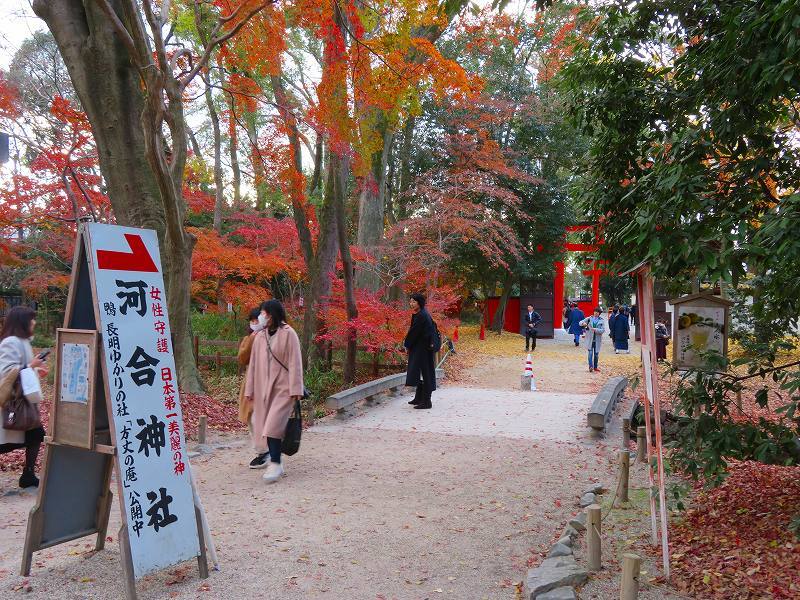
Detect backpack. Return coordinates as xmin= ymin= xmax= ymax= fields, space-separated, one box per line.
xmin=430 ymin=319 xmax=442 ymax=352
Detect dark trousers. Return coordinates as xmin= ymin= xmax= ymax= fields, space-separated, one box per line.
xmin=525 ymin=332 xmax=537 ymax=351
xmin=413 ymin=379 xmax=433 ymax=405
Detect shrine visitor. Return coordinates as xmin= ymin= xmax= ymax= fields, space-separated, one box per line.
xmin=566 ymin=302 xmax=586 ymax=346
xmin=244 ymin=300 xmax=304 ymax=483
xmin=404 ymin=293 xmax=437 ymax=410
xmin=655 ymin=320 xmax=670 ymax=361
xmin=524 ymin=304 xmax=542 ymax=352
xmin=562 ymin=299 xmax=571 ymax=330
xmin=0 ymin=306 xmax=47 ymax=488
xmin=580 ymin=307 xmax=606 ymax=373
xmin=238 ymin=307 xmax=263 ymax=467
xmin=611 ymin=306 xmax=631 ymax=353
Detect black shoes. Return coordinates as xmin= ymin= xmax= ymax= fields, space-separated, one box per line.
xmin=19 ymin=468 xmax=39 ymax=489
xmin=408 ymin=399 xmax=420 ymax=405
xmin=414 ymin=402 xmax=432 ymax=409
xmin=249 ymin=453 xmax=269 ymax=469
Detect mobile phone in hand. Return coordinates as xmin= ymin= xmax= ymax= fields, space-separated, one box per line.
xmin=37 ymin=349 xmax=51 ymax=360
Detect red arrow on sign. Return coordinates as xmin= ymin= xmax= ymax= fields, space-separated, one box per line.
xmin=97 ymin=233 xmax=158 ymax=272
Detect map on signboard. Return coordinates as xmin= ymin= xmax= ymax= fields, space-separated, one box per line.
xmin=676 ymin=306 xmax=725 ymax=368
xmin=60 ymin=343 xmax=90 ymax=404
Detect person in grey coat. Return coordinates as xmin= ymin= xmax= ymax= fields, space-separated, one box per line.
xmin=580 ymin=307 xmax=606 ymax=372
xmin=0 ymin=306 xmax=48 ymax=488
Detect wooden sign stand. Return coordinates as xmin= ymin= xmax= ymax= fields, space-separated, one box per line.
xmin=20 ymin=224 xmax=209 ymax=599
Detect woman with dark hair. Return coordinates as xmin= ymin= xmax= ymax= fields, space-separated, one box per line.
xmin=404 ymin=293 xmax=437 ymax=410
xmin=237 ymin=307 xmax=262 ymax=445
xmin=244 ymin=299 xmax=303 ymax=482
xmin=0 ymin=306 xmax=48 ymax=488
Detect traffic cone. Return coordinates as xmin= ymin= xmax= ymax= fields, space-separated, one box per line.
xmin=479 ymin=320 xmax=485 ymax=340
xmin=453 ymin=326 xmax=459 ymax=342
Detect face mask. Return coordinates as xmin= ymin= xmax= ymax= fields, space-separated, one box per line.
xmin=250 ymin=323 xmax=262 ymax=332
xmin=257 ymin=314 xmax=268 ymax=327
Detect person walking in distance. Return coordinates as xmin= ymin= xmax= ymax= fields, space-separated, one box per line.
xmin=562 ymin=299 xmax=571 ymax=330
xmin=566 ymin=302 xmax=586 ymax=347
xmin=0 ymin=306 xmax=48 ymax=488
xmin=611 ymin=305 xmax=631 ymax=353
xmin=405 ymin=293 xmax=437 ymax=410
xmin=524 ymin=304 xmax=542 ymax=352
xmin=580 ymin=307 xmax=606 ymax=372
xmin=244 ymin=300 xmax=304 ymax=483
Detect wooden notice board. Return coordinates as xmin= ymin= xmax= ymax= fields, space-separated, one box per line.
xmin=51 ymin=329 xmax=98 ymax=449
xmin=21 ymin=223 xmax=208 ymax=600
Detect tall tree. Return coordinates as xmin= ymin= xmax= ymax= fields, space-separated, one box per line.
xmin=31 ymin=0 xmax=268 ymax=391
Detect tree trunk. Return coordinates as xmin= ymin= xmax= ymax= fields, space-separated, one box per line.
xmin=355 ymin=126 xmax=392 ymax=291
xmin=34 ymin=0 xmax=203 ymax=392
xmin=491 ymin=272 xmax=515 ymax=334
xmin=205 ymin=78 xmax=224 ymax=234
xmin=244 ymin=111 xmax=268 ymax=211
xmin=226 ymin=94 xmax=242 ymax=206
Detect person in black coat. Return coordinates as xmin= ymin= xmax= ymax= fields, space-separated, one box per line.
xmin=404 ymin=293 xmax=437 ymax=409
xmin=523 ymin=304 xmax=542 ymax=352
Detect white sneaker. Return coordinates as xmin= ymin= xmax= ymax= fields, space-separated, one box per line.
xmin=262 ymin=460 xmax=284 ymax=483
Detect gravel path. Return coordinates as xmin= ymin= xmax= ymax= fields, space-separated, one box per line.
xmin=0 ymin=330 xmax=663 ymax=599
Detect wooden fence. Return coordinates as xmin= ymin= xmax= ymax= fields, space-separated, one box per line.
xmin=193 ymin=336 xmax=418 ymax=377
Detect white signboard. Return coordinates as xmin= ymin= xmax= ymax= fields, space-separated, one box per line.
xmin=60 ymin=343 xmax=90 ymax=404
xmin=675 ymin=305 xmax=725 ymax=368
xmin=87 ymin=223 xmax=199 ymax=578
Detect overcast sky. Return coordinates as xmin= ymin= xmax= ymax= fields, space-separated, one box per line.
xmin=0 ymin=0 xmax=41 ymax=70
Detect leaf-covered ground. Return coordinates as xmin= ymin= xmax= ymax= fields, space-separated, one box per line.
xmin=668 ymin=460 xmax=800 ymax=599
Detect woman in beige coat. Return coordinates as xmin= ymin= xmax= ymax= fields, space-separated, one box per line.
xmin=0 ymin=306 xmax=48 ymax=488
xmin=244 ymin=299 xmax=303 ymax=483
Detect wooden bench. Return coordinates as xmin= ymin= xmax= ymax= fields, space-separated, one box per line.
xmin=587 ymin=376 xmax=628 ymax=432
xmin=325 ymin=369 xmax=444 ymax=413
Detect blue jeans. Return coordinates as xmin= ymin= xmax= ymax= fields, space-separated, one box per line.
xmin=573 ymin=333 xmax=581 ymax=345
xmin=588 ymin=342 xmax=599 ymax=370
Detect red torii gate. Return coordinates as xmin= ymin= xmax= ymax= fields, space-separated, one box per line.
xmin=553 ymin=224 xmax=607 ymax=319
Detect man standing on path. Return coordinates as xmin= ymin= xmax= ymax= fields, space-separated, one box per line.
xmin=524 ymin=304 xmax=541 ymax=352
xmin=404 ymin=293 xmax=437 ymax=410
xmin=566 ymin=302 xmax=586 ymax=347
xmin=580 ymin=307 xmax=606 ymax=372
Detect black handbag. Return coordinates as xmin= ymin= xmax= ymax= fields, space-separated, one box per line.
xmin=2 ymin=376 xmax=41 ymax=431
xmin=282 ymin=400 xmax=302 ymax=456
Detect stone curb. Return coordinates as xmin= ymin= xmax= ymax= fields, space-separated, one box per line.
xmin=525 ymin=483 xmax=605 ymax=599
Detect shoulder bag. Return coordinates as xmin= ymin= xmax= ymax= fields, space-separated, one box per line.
xmin=1 ymin=339 xmax=42 ymax=431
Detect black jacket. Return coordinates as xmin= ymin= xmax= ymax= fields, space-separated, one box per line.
xmin=404 ymin=309 xmax=437 ymax=390
xmin=525 ymin=311 xmax=542 ymax=335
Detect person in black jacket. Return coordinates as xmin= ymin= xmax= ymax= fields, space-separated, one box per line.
xmin=404 ymin=293 xmax=437 ymax=410
xmin=523 ymin=304 xmax=541 ymax=352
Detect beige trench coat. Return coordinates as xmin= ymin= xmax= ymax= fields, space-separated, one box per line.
xmin=244 ymin=324 xmax=303 ymax=451
xmin=0 ymin=336 xmax=37 ymax=446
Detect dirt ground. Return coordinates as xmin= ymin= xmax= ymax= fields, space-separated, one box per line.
xmin=0 ymin=328 xmax=682 ymax=599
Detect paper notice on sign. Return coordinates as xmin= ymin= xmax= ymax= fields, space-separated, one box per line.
xmin=60 ymin=343 xmax=90 ymax=404
xmin=87 ymin=223 xmax=200 ymax=579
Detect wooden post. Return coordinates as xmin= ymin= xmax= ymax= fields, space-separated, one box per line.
xmin=215 ymin=351 xmax=221 ymax=372
xmin=620 ymin=553 xmax=642 ymax=600
xmin=198 ymin=415 xmax=207 ymax=445
xmin=587 ymin=504 xmax=602 ymax=571
xmin=193 ymin=335 xmax=199 ymax=367
xmin=372 ymin=351 xmax=379 ymax=377
xmin=616 ymin=450 xmax=630 ymax=504
xmin=636 ymin=426 xmax=647 ymax=463
xmin=622 ymin=417 xmax=631 ymax=448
